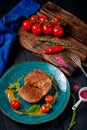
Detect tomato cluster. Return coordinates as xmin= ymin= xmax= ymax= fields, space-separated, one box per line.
xmin=41 ymin=95 xmax=54 ymax=113
xmin=22 ymin=14 xmax=64 ymax=37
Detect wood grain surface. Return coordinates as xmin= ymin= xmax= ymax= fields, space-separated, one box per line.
xmin=18 ymin=2 xmax=87 ymax=76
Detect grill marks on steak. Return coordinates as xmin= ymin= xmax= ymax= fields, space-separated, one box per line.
xmin=18 ymin=70 xmax=52 ymax=103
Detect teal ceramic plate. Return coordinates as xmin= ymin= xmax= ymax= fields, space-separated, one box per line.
xmin=0 ymin=62 xmax=70 ymax=124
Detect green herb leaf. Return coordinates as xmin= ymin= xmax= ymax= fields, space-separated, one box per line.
xmin=8 ymin=82 xmax=20 ymax=93
xmin=25 ymin=104 xmax=40 ymax=116
xmin=46 ymin=103 xmax=52 ymax=108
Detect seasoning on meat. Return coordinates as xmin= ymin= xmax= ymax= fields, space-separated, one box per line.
xmin=18 ymin=70 xmax=52 ymax=103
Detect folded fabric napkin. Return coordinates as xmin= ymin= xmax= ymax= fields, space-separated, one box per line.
xmin=0 ymin=0 xmax=40 ymax=77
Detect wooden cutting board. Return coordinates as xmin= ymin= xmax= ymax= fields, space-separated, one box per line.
xmin=17 ymin=2 xmax=87 ymax=76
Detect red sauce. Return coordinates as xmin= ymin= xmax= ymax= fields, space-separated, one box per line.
xmin=80 ymin=90 xmax=87 ymax=99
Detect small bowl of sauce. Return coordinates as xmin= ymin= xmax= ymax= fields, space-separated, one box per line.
xmin=80 ymin=89 xmax=87 ymax=99
xmin=72 ymin=87 xmax=87 ymax=110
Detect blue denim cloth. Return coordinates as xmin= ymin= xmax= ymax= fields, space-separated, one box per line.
xmin=0 ymin=0 xmax=40 ymax=76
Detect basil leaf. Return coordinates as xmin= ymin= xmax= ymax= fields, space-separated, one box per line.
xmin=25 ymin=104 xmax=40 ymax=116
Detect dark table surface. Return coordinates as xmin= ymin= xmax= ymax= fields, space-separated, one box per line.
xmin=0 ymin=0 xmax=87 ymax=130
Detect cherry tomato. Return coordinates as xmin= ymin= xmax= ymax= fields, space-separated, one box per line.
xmin=53 ymin=25 xmax=64 ymax=37
xmin=38 ymin=14 xmax=49 ymax=23
xmin=42 ymin=23 xmax=53 ymax=35
xmin=22 ymin=19 xmax=32 ymax=31
xmin=41 ymin=104 xmax=50 ymax=113
xmin=45 ymin=95 xmax=54 ymax=103
xmin=10 ymin=99 xmax=21 ymax=110
xmin=30 ymin=15 xmax=38 ymax=23
xmin=51 ymin=17 xmax=61 ymax=26
xmin=31 ymin=23 xmax=42 ymax=35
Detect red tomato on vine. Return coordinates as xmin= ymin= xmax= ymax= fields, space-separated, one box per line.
xmin=51 ymin=16 xmax=61 ymax=27
xmin=42 ymin=22 xmax=53 ymax=35
xmin=53 ymin=25 xmax=64 ymax=37
xmin=31 ymin=23 xmax=42 ymax=35
xmin=39 ymin=14 xmax=49 ymax=23
xmin=22 ymin=19 xmax=32 ymax=31
xmin=30 ymin=15 xmax=38 ymax=23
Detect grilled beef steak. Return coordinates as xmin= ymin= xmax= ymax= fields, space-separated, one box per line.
xmin=18 ymin=70 xmax=52 ymax=103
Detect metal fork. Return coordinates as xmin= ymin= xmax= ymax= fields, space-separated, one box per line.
xmin=67 ymin=53 xmax=87 ymax=78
